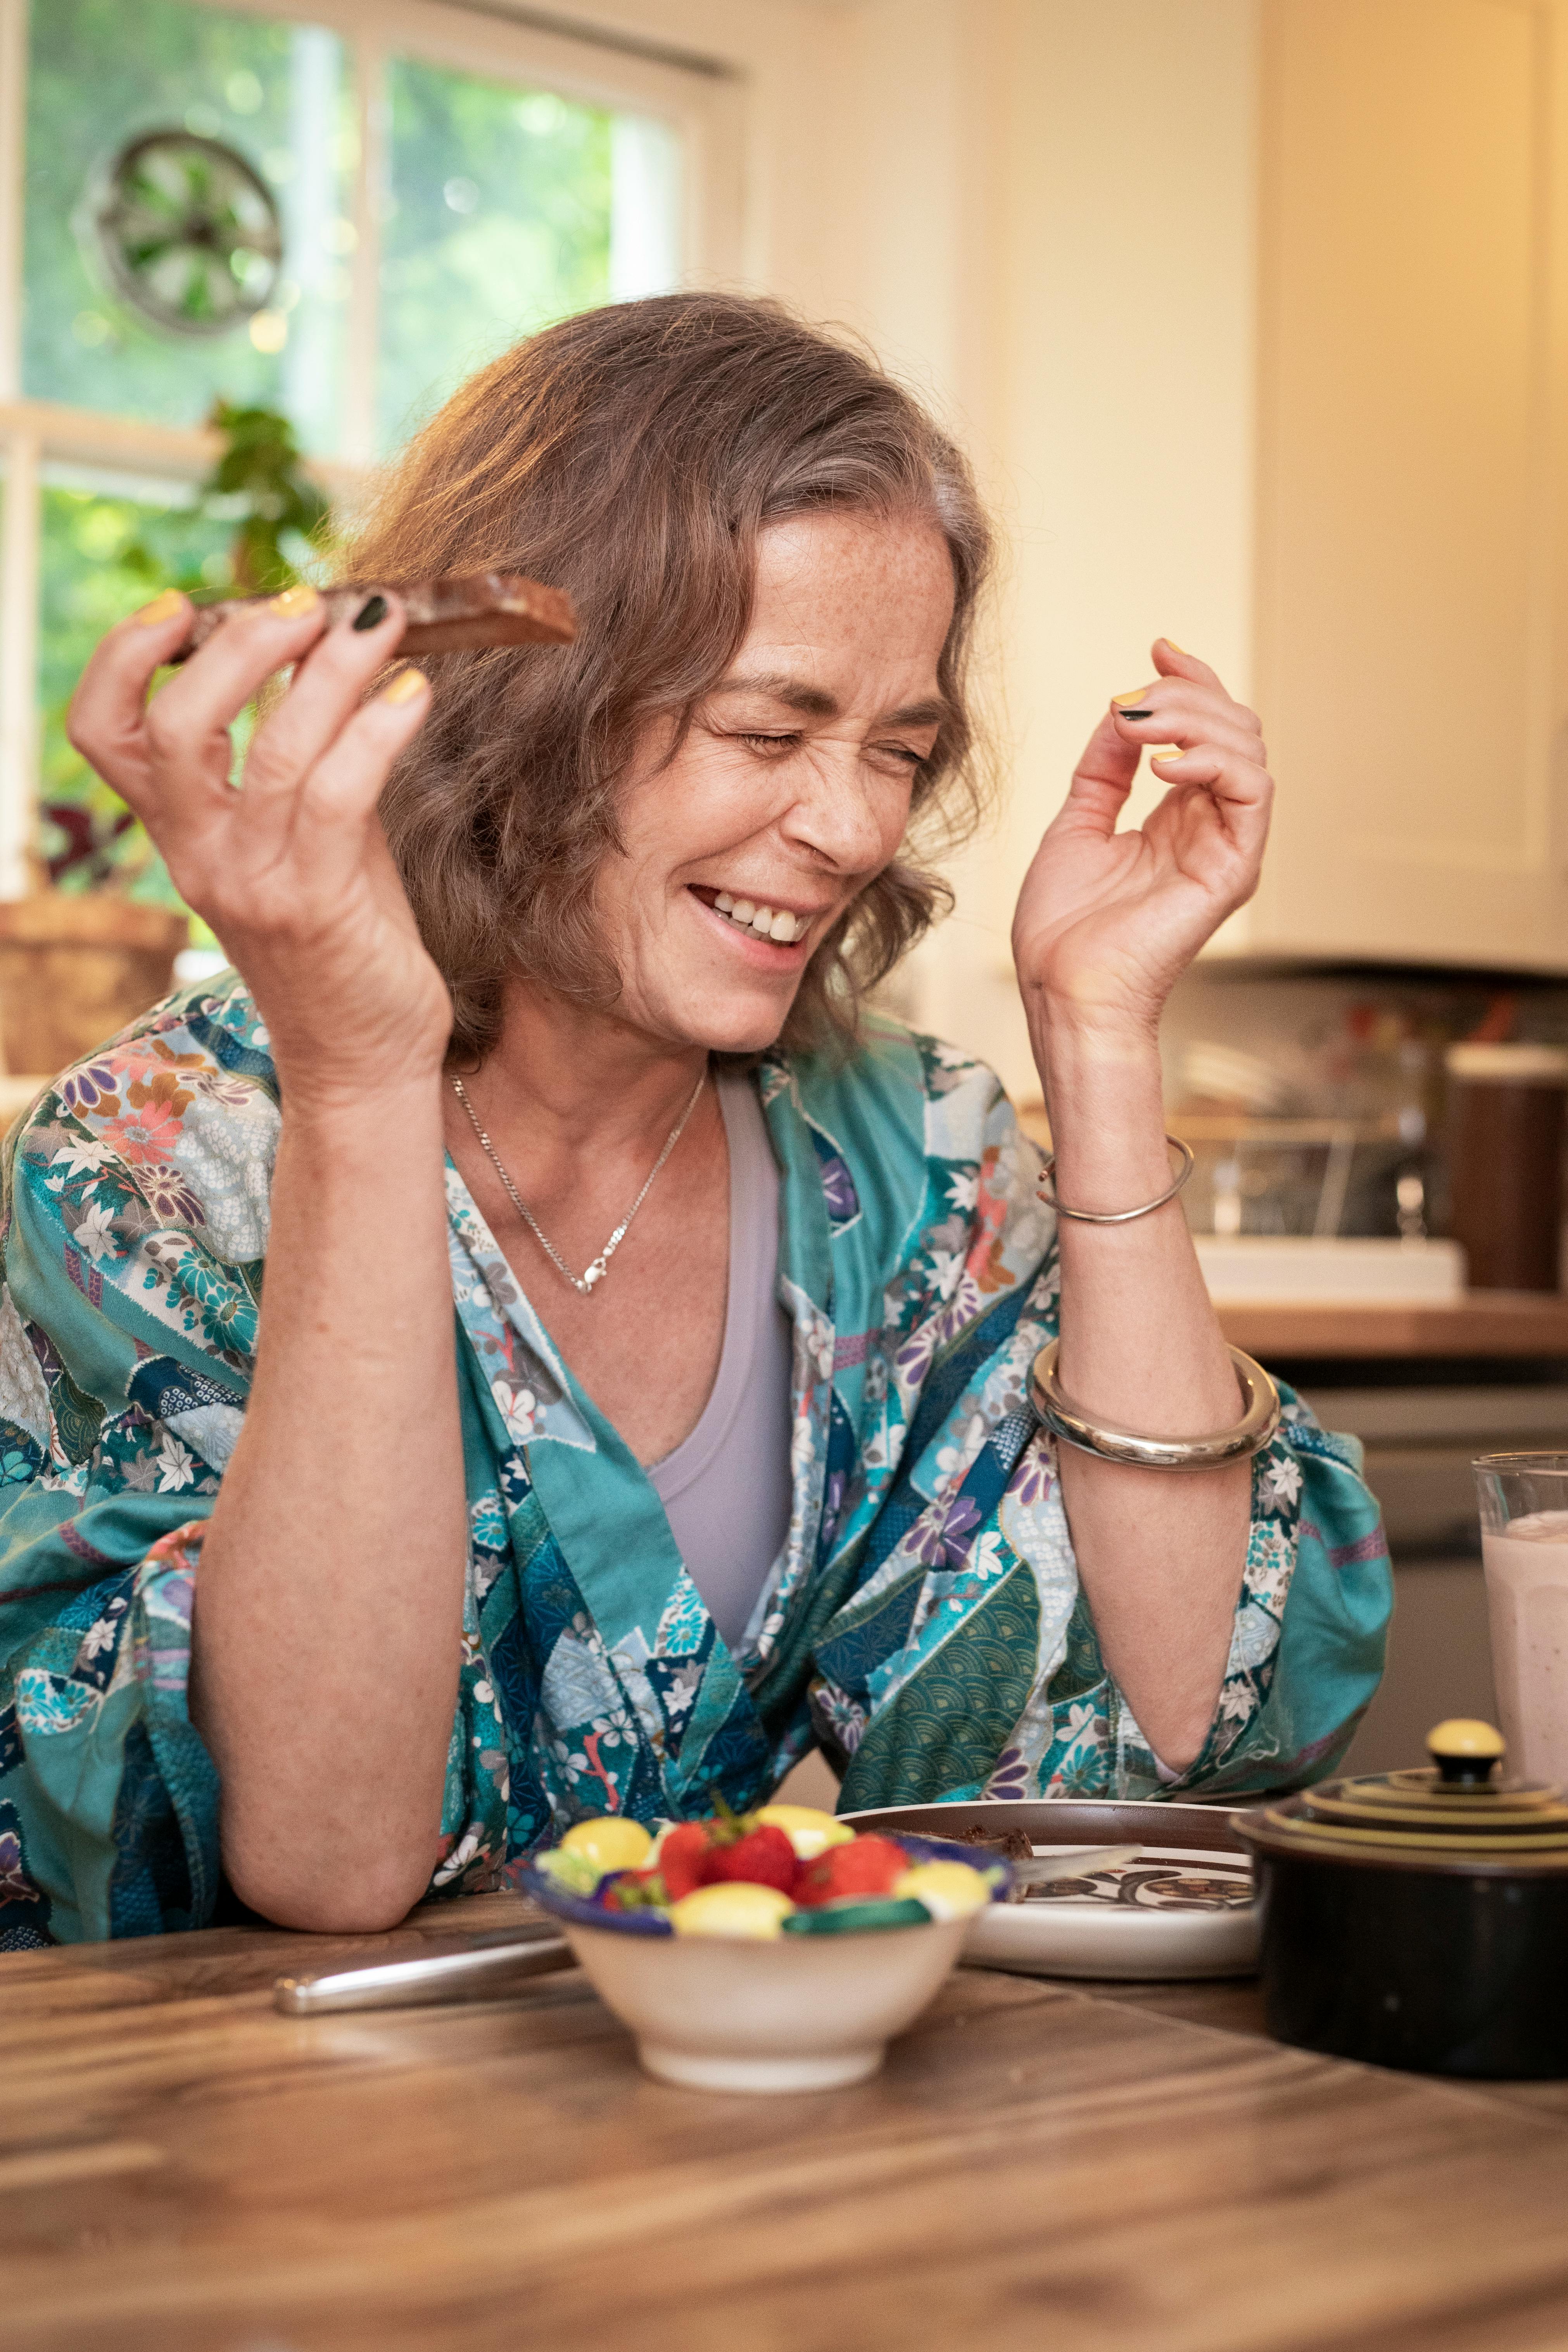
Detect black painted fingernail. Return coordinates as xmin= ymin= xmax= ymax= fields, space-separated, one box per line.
xmin=352 ymin=594 xmax=389 ymax=632
xmin=1116 ymin=705 xmax=1154 ymax=720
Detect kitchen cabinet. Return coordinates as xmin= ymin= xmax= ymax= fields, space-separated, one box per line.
xmin=1235 ymin=0 xmax=1568 ymax=972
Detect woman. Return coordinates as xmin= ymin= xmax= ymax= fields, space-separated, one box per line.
xmin=0 ymin=296 xmax=1387 ymax=1944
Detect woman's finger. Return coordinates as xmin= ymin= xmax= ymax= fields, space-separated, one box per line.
xmin=1148 ymin=789 xmax=1273 ymax=934
xmin=138 ymin=586 xmax=334 ymax=813
xmin=234 ymin=593 xmax=408 ymax=864
xmin=195 ymin=670 xmax=429 ymax=941
xmin=1149 ymin=749 xmax=1275 ymax=885
xmin=1150 ymin=742 xmax=1273 ymax=809
xmin=1053 ymin=709 xmax=1144 ymax=836
xmin=1119 ymin=705 xmax=1267 ymax=769
xmin=1112 ymin=679 xmax=1263 ymax=744
xmin=283 ymin=667 xmax=432 ymax=889
xmin=66 ymin=589 xmax=196 ymax=814
xmin=1150 ymin=637 xmax=1226 ymax=691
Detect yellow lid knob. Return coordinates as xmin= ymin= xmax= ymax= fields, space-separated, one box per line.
xmin=1428 ymin=1719 xmax=1506 ymax=1759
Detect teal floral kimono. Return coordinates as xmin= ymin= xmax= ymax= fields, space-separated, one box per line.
xmin=0 ymin=975 xmax=1390 ymax=1944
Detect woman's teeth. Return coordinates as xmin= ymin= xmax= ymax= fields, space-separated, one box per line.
xmin=713 ymin=892 xmax=803 ymax=945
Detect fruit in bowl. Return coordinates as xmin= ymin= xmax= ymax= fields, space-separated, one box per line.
xmin=523 ymin=1801 xmax=1010 ymax=2094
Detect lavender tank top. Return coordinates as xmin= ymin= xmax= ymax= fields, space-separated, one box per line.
xmin=646 ymin=1073 xmax=793 ymax=1655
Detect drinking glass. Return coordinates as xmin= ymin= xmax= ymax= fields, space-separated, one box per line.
xmin=1474 ymin=1453 xmax=1568 ymax=1786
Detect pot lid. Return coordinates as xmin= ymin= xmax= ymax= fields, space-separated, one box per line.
xmin=1239 ymin=1720 xmax=1568 ymax=1870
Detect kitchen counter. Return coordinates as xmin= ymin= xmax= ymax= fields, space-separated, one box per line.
xmin=9 ymin=1893 xmax=1568 ymax=2349
xmin=1217 ymin=1288 xmax=1568 ymax=1360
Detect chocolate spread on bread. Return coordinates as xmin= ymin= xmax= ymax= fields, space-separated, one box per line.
xmin=168 ymin=570 xmax=577 ymax=662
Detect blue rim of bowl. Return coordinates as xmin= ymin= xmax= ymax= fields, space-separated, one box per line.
xmin=521 ymin=1830 xmax=1012 ymax=1939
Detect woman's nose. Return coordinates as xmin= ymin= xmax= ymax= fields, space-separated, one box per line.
xmin=780 ymin=745 xmax=899 ymax=875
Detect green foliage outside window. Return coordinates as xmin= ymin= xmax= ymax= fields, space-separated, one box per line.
xmin=40 ymin=402 xmax=330 ymax=902
xmin=379 ymin=60 xmax=613 ymax=449
xmin=41 ymin=491 xmax=213 ymax=902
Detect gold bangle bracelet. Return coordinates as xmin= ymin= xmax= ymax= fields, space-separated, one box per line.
xmin=1028 ymin=1339 xmax=1282 ymax=1471
xmin=1036 ymin=1135 xmax=1195 ymax=1223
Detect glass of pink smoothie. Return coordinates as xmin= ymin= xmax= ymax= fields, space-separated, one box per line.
xmin=1475 ymin=1453 xmax=1568 ymax=1786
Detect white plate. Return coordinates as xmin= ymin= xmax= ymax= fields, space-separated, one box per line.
xmin=843 ymin=1798 xmax=1259 ymax=1981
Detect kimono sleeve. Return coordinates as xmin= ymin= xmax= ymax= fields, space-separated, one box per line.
xmin=1164 ymin=1395 xmax=1392 ymax=1796
xmin=0 ymin=1008 xmax=271 ymax=1945
xmin=817 ymin=1052 xmax=1392 ymax=1808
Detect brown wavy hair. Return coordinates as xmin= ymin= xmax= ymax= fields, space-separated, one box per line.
xmin=341 ymin=292 xmax=993 ymax=1063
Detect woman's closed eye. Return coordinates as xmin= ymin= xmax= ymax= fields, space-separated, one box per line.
xmin=728 ymin=727 xmax=931 ymax=772
xmin=735 ymin=730 xmax=801 ymax=754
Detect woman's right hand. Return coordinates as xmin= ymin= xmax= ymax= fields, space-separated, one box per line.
xmin=67 ymin=584 xmax=450 ymax=1108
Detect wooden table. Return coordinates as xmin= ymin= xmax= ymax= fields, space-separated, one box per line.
xmin=9 ymin=1895 xmax=1568 ymax=2352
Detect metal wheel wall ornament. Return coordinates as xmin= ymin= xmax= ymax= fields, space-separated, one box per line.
xmin=84 ymin=128 xmax=282 ymax=338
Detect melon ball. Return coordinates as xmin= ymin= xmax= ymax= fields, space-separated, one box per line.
xmin=668 ymin=1882 xmax=796 ymax=1940
xmin=559 ymin=1816 xmax=654 ymax=1875
xmin=894 ymin=1860 xmax=992 ymax=1920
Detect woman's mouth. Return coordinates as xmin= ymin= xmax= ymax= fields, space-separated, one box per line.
xmin=690 ymin=886 xmax=814 ymax=945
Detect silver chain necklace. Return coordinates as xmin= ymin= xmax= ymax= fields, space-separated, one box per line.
xmin=450 ymin=1069 xmax=707 ymax=1298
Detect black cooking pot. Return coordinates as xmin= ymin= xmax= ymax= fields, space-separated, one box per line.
xmin=1236 ymin=1718 xmax=1568 ymax=2079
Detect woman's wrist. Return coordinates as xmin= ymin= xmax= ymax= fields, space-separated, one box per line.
xmin=1031 ymin=1013 xmax=1173 ymax=1210
xmin=274 ymin=1067 xmax=449 ymax=1155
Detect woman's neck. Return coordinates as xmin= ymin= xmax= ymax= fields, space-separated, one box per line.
xmin=459 ymin=983 xmax=711 ymax=1164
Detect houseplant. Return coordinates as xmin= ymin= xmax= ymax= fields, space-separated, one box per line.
xmin=12 ymin=401 xmax=331 ymax=1075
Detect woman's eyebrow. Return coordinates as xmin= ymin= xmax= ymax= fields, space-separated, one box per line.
xmin=713 ymin=671 xmax=839 ymax=717
xmin=712 ymin=672 xmax=949 ymax=729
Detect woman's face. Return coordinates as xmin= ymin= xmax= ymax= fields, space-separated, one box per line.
xmin=598 ymin=506 xmax=957 ymax=1054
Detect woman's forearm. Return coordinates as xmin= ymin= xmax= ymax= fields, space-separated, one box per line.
xmin=1034 ymin=1015 xmax=1252 ymax=1770
xmin=191 ymin=1078 xmax=467 ymax=1929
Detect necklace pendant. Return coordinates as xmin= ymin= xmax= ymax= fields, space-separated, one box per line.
xmin=452 ymin=1066 xmax=706 ymax=1305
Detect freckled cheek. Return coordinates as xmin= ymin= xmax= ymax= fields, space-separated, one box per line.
xmin=628 ymin=746 xmax=778 ymax=856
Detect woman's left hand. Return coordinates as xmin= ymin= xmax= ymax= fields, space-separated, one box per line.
xmin=1011 ymin=639 xmax=1272 ymax=1042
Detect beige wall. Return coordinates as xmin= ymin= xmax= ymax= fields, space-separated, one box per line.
xmin=812 ymin=0 xmax=1267 ymax=1098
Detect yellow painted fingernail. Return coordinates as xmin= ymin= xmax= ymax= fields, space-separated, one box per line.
xmin=1153 ymin=744 xmax=1185 ymax=760
xmin=380 ymin=666 xmax=427 ymax=705
xmin=268 ymin=583 xmax=321 ymax=618
xmin=1162 ymin=638 xmax=1188 ymax=654
xmin=1112 ymin=689 xmax=1151 ymax=708
xmin=134 ymin=589 xmax=185 ymax=627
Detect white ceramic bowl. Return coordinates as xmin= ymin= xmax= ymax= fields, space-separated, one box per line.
xmin=526 ymin=1830 xmax=1008 ymax=2093
xmin=560 ymin=1910 xmax=971 ymax=2093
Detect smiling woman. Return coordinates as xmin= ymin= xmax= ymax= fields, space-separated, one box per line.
xmin=345 ymin=300 xmax=987 ymax=1068
xmin=0 ymin=295 xmax=1389 ymax=1944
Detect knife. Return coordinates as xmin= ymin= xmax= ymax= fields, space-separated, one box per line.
xmin=275 ymin=1928 xmax=575 ymax=2015
xmin=1008 ymin=1844 xmax=1143 ymax=1889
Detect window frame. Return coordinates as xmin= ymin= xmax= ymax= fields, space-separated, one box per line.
xmin=0 ymin=0 xmax=741 ymax=897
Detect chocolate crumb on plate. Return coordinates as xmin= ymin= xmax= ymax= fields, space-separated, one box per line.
xmin=955 ymin=1822 xmax=1035 ymax=1900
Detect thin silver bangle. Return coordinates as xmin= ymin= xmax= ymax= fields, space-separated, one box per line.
xmin=1029 ymin=1339 xmax=1281 ymax=1471
xmin=1037 ymin=1134 xmax=1194 ymax=1224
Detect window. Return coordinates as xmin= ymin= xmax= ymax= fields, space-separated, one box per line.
xmin=0 ymin=0 xmax=736 ymax=901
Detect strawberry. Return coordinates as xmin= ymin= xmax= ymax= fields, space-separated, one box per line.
xmin=794 ymin=1834 xmax=908 ymax=1908
xmin=699 ymin=1823 xmax=798 ymax=1894
xmin=655 ymin=1821 xmax=715 ymax=1903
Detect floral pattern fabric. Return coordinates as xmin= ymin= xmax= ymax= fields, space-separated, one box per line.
xmin=0 ymin=975 xmax=1390 ymax=1943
